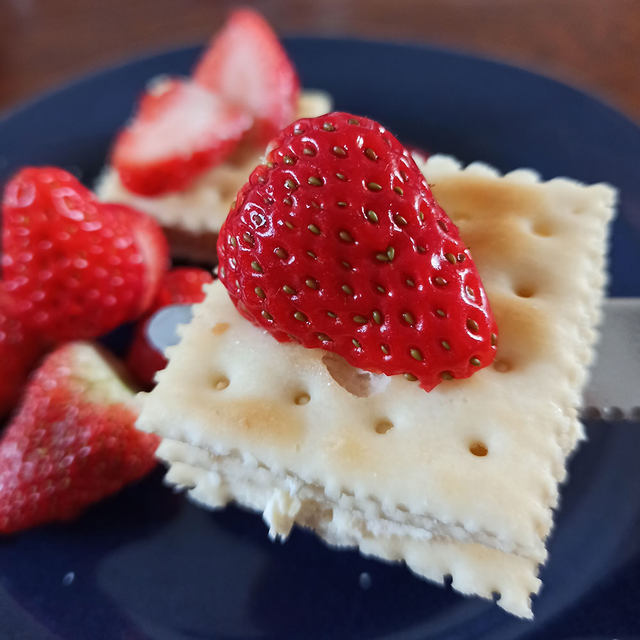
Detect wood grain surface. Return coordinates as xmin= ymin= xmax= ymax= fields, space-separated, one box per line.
xmin=1 ymin=0 xmax=638 ymax=121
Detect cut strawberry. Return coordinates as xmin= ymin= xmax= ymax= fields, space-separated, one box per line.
xmin=2 ymin=167 xmax=169 ymax=342
xmin=218 ymin=113 xmax=498 ymax=391
xmin=126 ymin=267 xmax=214 ymax=387
xmin=151 ymin=266 xmax=214 ymax=309
xmin=112 ymin=79 xmax=252 ymax=196
xmin=193 ymin=8 xmax=300 ymax=143
xmin=0 ymin=285 xmax=46 ymax=418
xmin=0 ymin=342 xmax=159 ymax=534
xmin=103 ymin=203 xmax=169 ymax=318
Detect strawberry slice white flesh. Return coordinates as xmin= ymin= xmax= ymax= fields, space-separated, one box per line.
xmin=193 ymin=9 xmax=300 ymax=142
xmin=113 ymin=79 xmax=252 ymax=196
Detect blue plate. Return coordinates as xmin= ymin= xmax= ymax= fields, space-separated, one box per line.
xmin=1 ymin=39 xmax=640 ymax=640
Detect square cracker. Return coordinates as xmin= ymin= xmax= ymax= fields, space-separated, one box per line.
xmin=137 ymin=155 xmax=616 ymax=617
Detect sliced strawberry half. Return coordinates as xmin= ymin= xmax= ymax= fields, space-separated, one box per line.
xmin=0 ymin=342 xmax=159 ymax=534
xmin=193 ymin=8 xmax=300 ymax=143
xmin=102 ymin=203 xmax=170 ymax=318
xmin=112 ymin=78 xmax=252 ymax=196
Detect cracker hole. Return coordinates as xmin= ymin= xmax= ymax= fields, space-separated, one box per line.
xmin=515 ymin=285 xmax=536 ymax=298
xmin=213 ymin=376 xmax=229 ymax=390
xmin=375 ymin=419 xmax=394 ymax=434
xmin=493 ymin=359 xmax=512 ymax=373
xmin=212 ymin=322 xmax=229 ymax=335
xmin=469 ymin=441 xmax=488 ymax=457
xmin=294 ymin=392 xmax=310 ymax=405
xmin=531 ymin=221 xmax=553 ymax=237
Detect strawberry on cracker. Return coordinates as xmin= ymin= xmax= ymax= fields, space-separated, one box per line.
xmin=0 ymin=342 xmax=159 ymax=534
xmin=111 ymin=8 xmax=300 ymax=196
xmin=112 ymin=79 xmax=252 ymax=196
xmin=193 ymin=8 xmax=300 ymax=143
xmin=218 ymin=112 xmax=497 ymax=391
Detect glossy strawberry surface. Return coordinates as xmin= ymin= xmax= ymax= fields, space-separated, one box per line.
xmin=218 ymin=113 xmax=497 ymax=390
xmin=1 ymin=167 xmax=169 ymax=342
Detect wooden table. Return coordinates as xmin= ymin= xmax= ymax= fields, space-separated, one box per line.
xmin=1 ymin=0 xmax=639 ymax=121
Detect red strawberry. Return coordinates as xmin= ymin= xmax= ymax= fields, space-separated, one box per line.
xmin=112 ymin=78 xmax=252 ymax=196
xmin=0 ymin=342 xmax=159 ymax=534
xmin=151 ymin=267 xmax=214 ymax=309
xmin=126 ymin=267 xmax=214 ymax=387
xmin=2 ymin=167 xmax=169 ymax=342
xmin=193 ymin=8 xmax=300 ymax=144
xmin=218 ymin=113 xmax=498 ymax=391
xmin=0 ymin=285 xmax=46 ymax=418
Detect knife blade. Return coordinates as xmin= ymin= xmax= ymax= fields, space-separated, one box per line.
xmin=147 ymin=298 xmax=640 ymax=421
xmin=582 ymin=299 xmax=640 ymax=421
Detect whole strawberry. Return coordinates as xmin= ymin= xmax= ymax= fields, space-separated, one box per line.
xmin=126 ymin=267 xmax=214 ymax=387
xmin=2 ymin=167 xmax=169 ymax=342
xmin=218 ymin=113 xmax=497 ymax=390
xmin=0 ymin=285 xmax=46 ymax=418
xmin=0 ymin=342 xmax=159 ymax=534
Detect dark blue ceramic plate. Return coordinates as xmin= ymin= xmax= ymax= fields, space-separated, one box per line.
xmin=1 ymin=39 xmax=640 ymax=640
